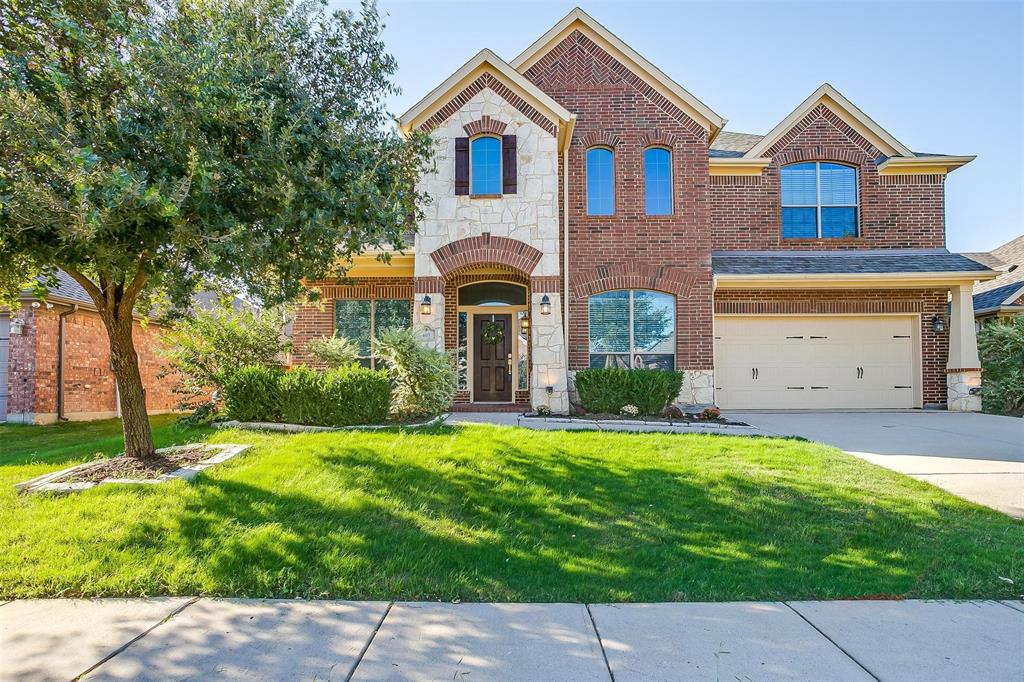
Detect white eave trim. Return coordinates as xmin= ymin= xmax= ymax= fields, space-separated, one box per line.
xmin=743 ymin=83 xmax=914 ymax=159
xmin=397 ymin=48 xmax=572 ymax=135
xmin=876 ymin=155 xmax=976 ymax=174
xmin=509 ymin=8 xmax=726 ymax=136
xmin=714 ymin=270 xmax=1000 ymax=290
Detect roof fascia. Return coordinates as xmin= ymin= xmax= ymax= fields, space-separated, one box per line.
xmin=510 ymin=8 xmax=725 ymax=136
xmin=743 ymin=83 xmax=914 ymax=159
xmin=398 ymin=49 xmax=572 ymax=136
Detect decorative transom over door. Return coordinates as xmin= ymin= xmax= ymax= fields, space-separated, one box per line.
xmin=473 ymin=313 xmax=513 ymax=402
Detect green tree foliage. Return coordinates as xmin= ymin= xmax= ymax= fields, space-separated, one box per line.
xmin=161 ymin=301 xmax=289 ymax=413
xmin=978 ymin=317 xmax=1024 ymax=416
xmin=305 ymin=336 xmax=360 ymax=368
xmin=373 ymin=328 xmax=456 ymax=419
xmin=0 ymin=0 xmax=432 ymax=456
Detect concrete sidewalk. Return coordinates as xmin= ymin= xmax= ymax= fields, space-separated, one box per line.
xmin=2 ymin=599 xmax=1021 ymax=681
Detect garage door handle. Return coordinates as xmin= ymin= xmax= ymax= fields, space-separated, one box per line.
xmin=856 ymin=367 xmax=864 ymax=379
xmin=752 ymin=368 xmax=759 ymax=380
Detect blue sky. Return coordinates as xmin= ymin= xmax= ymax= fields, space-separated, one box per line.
xmin=336 ymin=1 xmax=1023 ymax=253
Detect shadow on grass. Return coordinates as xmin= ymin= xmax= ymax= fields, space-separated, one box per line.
xmin=162 ymin=426 xmax=1022 ymax=602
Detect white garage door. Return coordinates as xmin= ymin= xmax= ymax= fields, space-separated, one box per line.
xmin=714 ymin=315 xmax=919 ymax=409
xmin=0 ymin=315 xmax=8 ymax=421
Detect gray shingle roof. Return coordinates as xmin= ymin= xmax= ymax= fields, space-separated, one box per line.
xmin=709 ymin=131 xmax=763 ymax=157
xmin=712 ymin=249 xmax=994 ymax=276
xmin=974 ymin=282 xmax=1024 ymax=312
xmin=20 ymin=269 xmax=95 ymax=305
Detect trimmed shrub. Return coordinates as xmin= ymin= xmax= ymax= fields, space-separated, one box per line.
xmin=575 ymin=368 xmax=683 ymax=416
xmin=278 ymin=364 xmax=390 ymax=426
xmin=373 ymin=328 xmax=456 ymax=419
xmin=224 ymin=364 xmax=283 ymax=422
xmin=279 ymin=365 xmax=325 ymax=426
xmin=320 ymin=364 xmax=390 ymax=426
xmin=306 ymin=336 xmax=360 ymax=368
xmin=978 ymin=316 xmax=1024 ymax=416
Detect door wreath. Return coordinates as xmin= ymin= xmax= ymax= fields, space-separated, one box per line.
xmin=481 ymin=320 xmax=505 ymax=346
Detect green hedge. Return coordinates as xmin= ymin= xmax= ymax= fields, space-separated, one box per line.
xmin=574 ymin=368 xmax=683 ymax=416
xmin=224 ymin=365 xmax=283 ymax=422
xmin=225 ymin=363 xmax=390 ymax=426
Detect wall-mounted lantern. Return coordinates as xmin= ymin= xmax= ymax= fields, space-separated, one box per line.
xmin=520 ymin=316 xmax=530 ymax=332
xmin=420 ymin=295 xmax=432 ymax=316
xmin=931 ymin=314 xmax=946 ymax=333
xmin=539 ymin=294 xmax=551 ymax=316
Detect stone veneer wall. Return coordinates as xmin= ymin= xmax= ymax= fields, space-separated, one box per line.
xmin=411 ymin=85 xmax=568 ymax=411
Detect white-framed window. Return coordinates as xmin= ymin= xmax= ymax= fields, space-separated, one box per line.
xmin=470 ymin=135 xmax=502 ymax=195
xmin=588 ymin=290 xmax=675 ymax=370
xmin=334 ymin=299 xmax=410 ymax=368
xmin=586 ymin=147 xmax=614 ymax=215
xmin=644 ymin=147 xmax=673 ymax=215
xmin=781 ymin=161 xmax=859 ymax=238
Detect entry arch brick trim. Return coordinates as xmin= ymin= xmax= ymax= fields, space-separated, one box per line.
xmin=430 ymin=233 xmax=544 ymax=278
xmin=569 ymin=263 xmax=697 ymax=298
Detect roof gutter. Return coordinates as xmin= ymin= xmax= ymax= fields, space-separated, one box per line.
xmin=714 ymin=270 xmax=1000 ymax=290
xmin=57 ymin=304 xmax=78 ymax=421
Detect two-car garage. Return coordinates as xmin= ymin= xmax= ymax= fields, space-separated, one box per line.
xmin=714 ymin=315 xmax=921 ymax=410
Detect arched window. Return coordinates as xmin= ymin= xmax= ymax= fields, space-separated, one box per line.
xmin=781 ymin=162 xmax=859 ymax=238
xmin=644 ymin=147 xmax=672 ymax=215
xmin=586 ymin=147 xmax=614 ymax=215
xmin=470 ymin=136 xmax=502 ymax=195
xmin=588 ymin=290 xmax=675 ymax=370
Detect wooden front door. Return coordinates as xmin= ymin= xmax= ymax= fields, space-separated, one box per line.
xmin=473 ymin=314 xmax=513 ymax=402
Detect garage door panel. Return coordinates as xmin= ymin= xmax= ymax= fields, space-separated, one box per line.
xmin=715 ymin=316 xmax=918 ymax=410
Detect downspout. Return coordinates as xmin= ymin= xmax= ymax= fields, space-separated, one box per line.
xmin=562 ymin=116 xmax=575 ymax=353
xmin=57 ymin=304 xmax=78 ymax=421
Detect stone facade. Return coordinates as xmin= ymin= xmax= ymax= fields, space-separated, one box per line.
xmin=3 ymin=305 xmax=179 ymax=424
xmin=946 ymin=370 xmax=982 ymax=412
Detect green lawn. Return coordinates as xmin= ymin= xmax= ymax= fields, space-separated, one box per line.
xmin=1 ymin=416 xmax=1021 ymax=602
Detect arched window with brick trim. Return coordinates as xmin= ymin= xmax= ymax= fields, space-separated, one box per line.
xmin=781 ymin=161 xmax=859 ymax=238
xmin=643 ymin=147 xmax=673 ymax=215
xmin=470 ymin=135 xmax=502 ymax=195
xmin=586 ymin=147 xmax=614 ymax=216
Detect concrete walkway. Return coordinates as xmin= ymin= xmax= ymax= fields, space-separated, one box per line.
xmin=739 ymin=411 xmax=1024 ymax=518
xmin=2 ymin=598 xmax=1022 ymax=681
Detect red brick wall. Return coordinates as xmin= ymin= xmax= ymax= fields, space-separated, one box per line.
xmin=523 ymin=29 xmax=714 ymax=372
xmin=713 ymin=288 xmax=949 ymax=406
xmin=709 ymin=104 xmax=946 ymax=250
xmin=293 ymin=278 xmax=414 ymax=365
xmin=5 ymin=305 xmax=178 ymax=421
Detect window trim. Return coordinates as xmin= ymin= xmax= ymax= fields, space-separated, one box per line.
xmin=587 ymin=289 xmax=676 ymax=370
xmin=469 ymin=134 xmax=502 ymax=197
xmin=781 ymin=161 xmax=860 ymax=239
xmin=643 ymin=146 xmax=673 ymax=216
xmin=585 ymin=146 xmax=615 ymax=216
xmin=334 ymin=298 xmax=411 ymax=369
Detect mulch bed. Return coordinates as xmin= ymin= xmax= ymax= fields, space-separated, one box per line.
xmin=57 ymin=447 xmax=211 ymax=484
xmin=526 ymin=413 xmax=749 ymax=426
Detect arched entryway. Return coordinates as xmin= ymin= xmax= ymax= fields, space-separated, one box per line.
xmin=445 ymin=267 xmax=532 ymax=406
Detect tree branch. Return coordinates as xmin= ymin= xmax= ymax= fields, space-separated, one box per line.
xmin=62 ymin=267 xmax=106 ymax=311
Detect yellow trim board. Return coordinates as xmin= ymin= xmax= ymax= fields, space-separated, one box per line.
xmin=510 ymin=7 xmax=726 ymax=138
xmin=709 ymin=157 xmax=771 ymax=176
xmin=877 ymin=155 xmax=975 ymax=175
xmin=744 ymin=84 xmax=914 ymax=159
xmin=342 ymin=253 xmax=414 ymax=278
xmin=398 ymin=49 xmax=572 ymax=143
xmin=715 ymin=270 xmax=999 ymax=290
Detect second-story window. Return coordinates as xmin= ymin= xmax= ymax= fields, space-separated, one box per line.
xmin=470 ymin=136 xmax=502 ymax=195
xmin=644 ymin=147 xmax=673 ymax=215
xmin=586 ymin=147 xmax=614 ymax=215
xmin=781 ymin=162 xmax=859 ymax=238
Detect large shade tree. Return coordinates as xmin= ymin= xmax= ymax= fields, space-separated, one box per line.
xmin=0 ymin=0 xmax=431 ymax=456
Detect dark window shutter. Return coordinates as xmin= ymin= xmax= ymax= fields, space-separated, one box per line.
xmin=454 ymin=137 xmax=469 ymax=195
xmin=502 ymin=135 xmax=517 ymax=194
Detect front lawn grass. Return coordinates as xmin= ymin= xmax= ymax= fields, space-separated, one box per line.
xmin=0 ymin=417 xmax=1020 ymax=601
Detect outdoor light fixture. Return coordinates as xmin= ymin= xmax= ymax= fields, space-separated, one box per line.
xmin=540 ymin=294 xmax=551 ymax=316
xmin=520 ymin=316 xmax=530 ymax=332
xmin=420 ymin=295 xmax=432 ymax=316
xmin=931 ymin=314 xmax=945 ymax=333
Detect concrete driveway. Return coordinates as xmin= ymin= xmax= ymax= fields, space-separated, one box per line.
xmin=737 ymin=411 xmax=1024 ymax=518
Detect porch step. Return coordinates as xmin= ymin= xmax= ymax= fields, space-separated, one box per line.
xmin=450 ymin=403 xmax=526 ymax=413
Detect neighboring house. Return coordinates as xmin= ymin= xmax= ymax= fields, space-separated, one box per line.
xmin=965 ymin=235 xmax=1024 ymax=324
xmin=1 ymin=271 xmax=179 ymax=424
xmin=293 ymin=8 xmax=997 ymax=413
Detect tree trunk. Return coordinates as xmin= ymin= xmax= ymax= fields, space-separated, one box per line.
xmin=103 ymin=314 xmax=156 ymax=459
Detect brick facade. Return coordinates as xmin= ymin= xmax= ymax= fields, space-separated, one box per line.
xmin=4 ymin=305 xmax=178 ymax=423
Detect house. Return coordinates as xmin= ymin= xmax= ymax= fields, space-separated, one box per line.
xmin=292 ymin=7 xmax=997 ymax=413
xmin=0 ymin=271 xmax=179 ymax=424
xmin=965 ymin=235 xmax=1024 ymax=324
